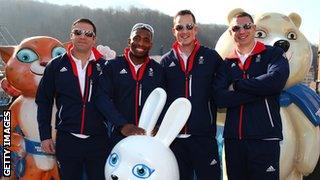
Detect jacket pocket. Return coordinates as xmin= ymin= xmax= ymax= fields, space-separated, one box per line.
xmin=264 ymin=99 xmax=274 ymax=127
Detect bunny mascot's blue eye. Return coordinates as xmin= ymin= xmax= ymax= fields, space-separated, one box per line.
xmin=132 ymin=164 xmax=155 ymax=179
xmin=108 ymin=153 xmax=119 ymax=167
xmin=16 ymin=48 xmax=38 ymax=63
xmin=52 ymin=46 xmax=66 ymax=58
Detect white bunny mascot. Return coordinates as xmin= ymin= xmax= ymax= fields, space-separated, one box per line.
xmin=105 ymin=87 xmax=192 ymax=180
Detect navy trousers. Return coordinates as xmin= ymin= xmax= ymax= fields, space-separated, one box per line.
xmin=55 ymin=131 xmax=109 ymax=180
xmin=170 ymin=136 xmax=221 ymax=180
xmin=225 ymin=139 xmax=280 ymax=180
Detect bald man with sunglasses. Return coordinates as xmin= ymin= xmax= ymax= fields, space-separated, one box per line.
xmin=213 ymin=12 xmax=289 ymax=180
xmin=160 ymin=10 xmax=223 ymax=180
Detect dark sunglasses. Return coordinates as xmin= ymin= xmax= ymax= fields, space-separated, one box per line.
xmin=72 ymin=28 xmax=96 ymax=37
xmin=231 ymin=23 xmax=253 ymax=32
xmin=174 ymin=23 xmax=195 ymax=31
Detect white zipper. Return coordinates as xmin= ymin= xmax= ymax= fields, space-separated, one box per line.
xmin=189 ymin=74 xmax=192 ymax=97
xmin=208 ymin=101 xmax=213 ymax=124
xmin=264 ymin=99 xmax=274 ymax=127
xmin=87 ymin=80 xmax=93 ymax=102
xmin=139 ymin=84 xmax=142 ymax=106
xmin=58 ymin=105 xmax=63 ymax=125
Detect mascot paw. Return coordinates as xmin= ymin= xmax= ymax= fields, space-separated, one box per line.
xmin=97 ymin=45 xmax=116 ymax=60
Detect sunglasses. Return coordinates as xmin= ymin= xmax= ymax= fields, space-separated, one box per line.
xmin=174 ymin=23 xmax=195 ymax=31
xmin=72 ymin=28 xmax=96 ymax=37
xmin=231 ymin=23 xmax=253 ymax=32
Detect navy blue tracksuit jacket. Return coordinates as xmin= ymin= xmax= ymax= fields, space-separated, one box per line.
xmin=96 ymin=52 xmax=164 ymax=128
xmin=36 ymin=50 xmax=126 ymax=141
xmin=161 ymin=44 xmax=222 ymax=136
xmin=213 ymin=41 xmax=290 ymax=140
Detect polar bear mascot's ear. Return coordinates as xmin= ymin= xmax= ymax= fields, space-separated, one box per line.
xmin=215 ymin=8 xmax=246 ymax=59
xmin=227 ymin=8 xmax=245 ymax=24
xmin=288 ymin=13 xmax=301 ymax=28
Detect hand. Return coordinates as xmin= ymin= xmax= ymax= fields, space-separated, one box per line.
xmin=120 ymin=124 xmax=145 ymax=136
xmin=96 ymin=45 xmax=116 ymax=60
xmin=41 ymin=139 xmax=55 ymax=154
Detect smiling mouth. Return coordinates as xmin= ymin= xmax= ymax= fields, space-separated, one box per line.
xmin=136 ymin=48 xmax=145 ymax=52
xmin=30 ymin=69 xmax=43 ymax=76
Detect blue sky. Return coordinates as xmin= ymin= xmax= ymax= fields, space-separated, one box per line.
xmin=38 ymin=0 xmax=319 ymax=44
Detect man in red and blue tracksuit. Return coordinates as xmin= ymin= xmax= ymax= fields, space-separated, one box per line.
xmin=36 ymin=19 xmax=127 ymax=180
xmin=213 ymin=12 xmax=289 ymax=180
xmin=160 ymin=10 xmax=222 ymax=180
xmin=95 ymin=23 xmax=164 ymax=150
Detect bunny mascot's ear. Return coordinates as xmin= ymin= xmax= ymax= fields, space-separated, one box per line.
xmin=138 ymin=87 xmax=167 ymax=136
xmin=155 ymin=98 xmax=191 ymax=147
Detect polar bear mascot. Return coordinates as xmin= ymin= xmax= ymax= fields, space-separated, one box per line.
xmin=105 ymin=87 xmax=191 ymax=180
xmin=215 ymin=8 xmax=320 ymax=180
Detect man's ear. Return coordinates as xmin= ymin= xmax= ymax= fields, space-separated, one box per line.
xmin=93 ymin=36 xmax=97 ymax=46
xmin=127 ymin=38 xmax=131 ymax=46
xmin=194 ymin=25 xmax=198 ymax=35
xmin=171 ymin=27 xmax=175 ymax=36
xmin=150 ymin=42 xmax=153 ymax=49
xmin=63 ymin=41 xmax=72 ymax=49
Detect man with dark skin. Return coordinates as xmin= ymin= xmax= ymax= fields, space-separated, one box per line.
xmin=96 ymin=23 xmax=164 ymax=150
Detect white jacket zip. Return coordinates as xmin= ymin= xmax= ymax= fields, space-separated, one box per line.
xmin=189 ymin=74 xmax=192 ymax=97
xmin=58 ymin=105 xmax=63 ymax=125
xmin=264 ymin=98 xmax=274 ymax=127
xmin=139 ymin=84 xmax=142 ymax=106
xmin=87 ymin=80 xmax=93 ymax=102
xmin=208 ymin=101 xmax=213 ymax=124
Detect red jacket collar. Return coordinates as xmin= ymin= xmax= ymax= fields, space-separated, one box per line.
xmin=123 ymin=47 xmax=150 ymax=81
xmin=172 ymin=39 xmax=201 ymax=73
xmin=66 ymin=44 xmax=101 ymax=77
xmin=66 ymin=44 xmax=102 ymax=61
xmin=172 ymin=39 xmax=200 ymax=54
xmin=226 ymin=41 xmax=266 ymax=59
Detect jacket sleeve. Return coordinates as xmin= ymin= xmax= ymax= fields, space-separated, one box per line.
xmin=234 ymin=48 xmax=289 ymax=95
xmin=94 ymin=62 xmax=127 ymax=127
xmin=35 ymin=61 xmax=55 ymax=141
xmin=213 ymin=61 xmax=260 ymax=108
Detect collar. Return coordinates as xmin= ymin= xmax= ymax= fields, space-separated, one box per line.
xmin=67 ymin=44 xmax=103 ymax=61
xmin=227 ymin=41 xmax=266 ymax=59
xmin=123 ymin=47 xmax=150 ymax=81
xmin=235 ymin=41 xmax=257 ymax=58
xmin=172 ymin=39 xmax=201 ymax=73
xmin=66 ymin=44 xmax=102 ymax=77
xmin=71 ymin=51 xmax=95 ymax=64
